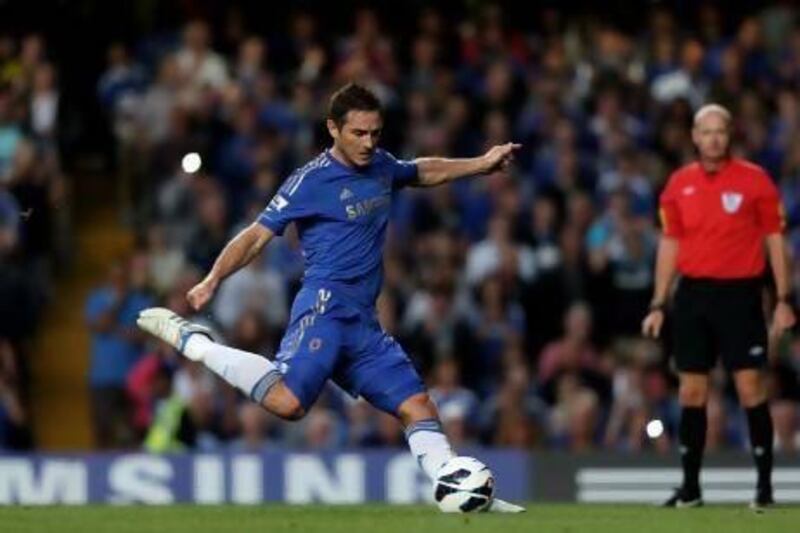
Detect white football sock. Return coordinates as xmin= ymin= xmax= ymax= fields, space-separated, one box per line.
xmin=184 ymin=334 xmax=214 ymax=360
xmin=405 ymin=419 xmax=456 ymax=481
xmin=186 ymin=336 xmax=281 ymax=402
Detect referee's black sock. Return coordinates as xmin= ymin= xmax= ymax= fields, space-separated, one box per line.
xmin=679 ymin=406 xmax=706 ymax=494
xmin=745 ymin=402 xmax=773 ymax=492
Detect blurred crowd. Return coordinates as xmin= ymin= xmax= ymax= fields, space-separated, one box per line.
xmin=84 ymin=3 xmax=800 ymax=454
xmin=0 ymin=33 xmax=66 ymax=449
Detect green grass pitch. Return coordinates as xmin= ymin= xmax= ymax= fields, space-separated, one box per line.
xmin=1 ymin=504 xmax=798 ymax=533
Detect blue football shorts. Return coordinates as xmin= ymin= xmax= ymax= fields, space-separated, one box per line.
xmin=274 ymin=288 xmax=425 ymax=414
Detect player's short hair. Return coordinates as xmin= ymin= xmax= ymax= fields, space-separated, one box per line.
xmin=328 ymin=83 xmax=382 ymax=128
xmin=693 ymin=103 xmax=732 ymax=128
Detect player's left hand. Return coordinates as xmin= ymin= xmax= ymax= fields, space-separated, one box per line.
xmin=772 ymin=301 xmax=796 ymax=335
xmin=482 ymin=142 xmax=521 ymax=174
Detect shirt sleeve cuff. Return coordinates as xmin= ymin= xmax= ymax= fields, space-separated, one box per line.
xmin=257 ymin=214 xmax=284 ymax=236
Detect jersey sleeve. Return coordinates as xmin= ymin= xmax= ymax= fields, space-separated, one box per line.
xmin=257 ymin=171 xmax=314 ymax=236
xmin=658 ymin=173 xmax=684 ymax=238
xmin=382 ymin=150 xmax=419 ymax=190
xmin=754 ymin=171 xmax=785 ymax=235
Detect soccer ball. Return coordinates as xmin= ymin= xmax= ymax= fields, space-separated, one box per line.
xmin=434 ymin=456 xmax=495 ymax=513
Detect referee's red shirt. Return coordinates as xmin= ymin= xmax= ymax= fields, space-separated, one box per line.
xmin=659 ymin=158 xmax=785 ymax=279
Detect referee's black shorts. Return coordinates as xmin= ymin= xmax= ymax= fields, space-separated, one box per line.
xmin=672 ymin=276 xmax=768 ymax=373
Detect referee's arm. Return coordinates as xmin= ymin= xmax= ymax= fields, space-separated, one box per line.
xmin=765 ymin=233 xmax=796 ymax=334
xmin=758 ymin=180 xmax=796 ymax=335
xmin=642 ymin=236 xmax=678 ymax=338
xmin=642 ymin=191 xmax=683 ymax=338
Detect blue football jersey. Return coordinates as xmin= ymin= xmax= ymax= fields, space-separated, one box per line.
xmin=258 ymin=148 xmax=418 ymax=311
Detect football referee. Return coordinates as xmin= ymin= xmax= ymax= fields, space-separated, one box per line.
xmin=642 ymin=104 xmax=796 ymax=509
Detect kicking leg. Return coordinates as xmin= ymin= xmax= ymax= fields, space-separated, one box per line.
xmin=137 ymin=307 xmax=305 ymax=420
xmin=347 ymin=325 xmax=523 ymax=513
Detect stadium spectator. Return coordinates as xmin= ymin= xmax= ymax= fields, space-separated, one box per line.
xmin=604 ymin=339 xmax=673 ymax=452
xmin=145 ymin=223 xmax=187 ymax=297
xmin=0 ymin=339 xmax=30 ymax=449
xmin=372 ymin=411 xmax=406 ymax=448
xmin=0 ymin=31 xmax=66 ymax=451
xmin=301 ymin=408 xmax=342 ymax=451
xmin=468 ymin=275 xmax=526 ymax=396
xmin=85 ymin=259 xmax=154 ymax=448
xmin=143 ymin=360 xmax=196 ymax=453
xmin=465 ymin=213 xmax=535 ymax=286
xmin=126 ymin=339 xmax=177 ymax=439
xmin=213 ymin=259 xmax=287 ymax=333
xmin=483 ymin=361 xmax=541 ymax=448
xmin=537 ymin=302 xmax=606 ymax=384
xmin=175 ymin=20 xmax=229 ymax=100
xmin=429 ymin=358 xmax=480 ymax=428
xmin=229 ymin=402 xmax=275 ymax=452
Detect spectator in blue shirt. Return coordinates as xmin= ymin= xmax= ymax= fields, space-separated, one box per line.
xmin=85 ymin=258 xmax=153 ymax=449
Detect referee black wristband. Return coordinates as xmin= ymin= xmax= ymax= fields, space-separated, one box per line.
xmin=649 ymin=302 xmax=666 ymax=313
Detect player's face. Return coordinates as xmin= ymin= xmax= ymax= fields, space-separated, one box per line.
xmin=692 ymin=112 xmax=730 ymax=161
xmin=328 ymin=110 xmax=383 ymax=167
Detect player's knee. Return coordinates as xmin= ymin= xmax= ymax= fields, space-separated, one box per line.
xmin=262 ymin=384 xmax=306 ymax=421
xmin=678 ymin=383 xmax=708 ymax=406
xmin=733 ymin=371 xmax=766 ymax=407
xmin=274 ymin=397 xmax=306 ymax=421
xmin=282 ymin=403 xmax=306 ymax=421
xmin=397 ymin=393 xmax=437 ymax=424
xmin=736 ymin=383 xmax=766 ymax=407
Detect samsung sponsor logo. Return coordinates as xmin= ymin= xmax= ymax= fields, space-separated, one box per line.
xmin=0 ymin=453 xmax=432 ymax=505
xmin=345 ymin=195 xmax=390 ymax=220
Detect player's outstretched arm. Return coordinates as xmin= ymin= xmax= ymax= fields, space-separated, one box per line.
xmin=187 ymin=222 xmax=274 ymax=310
xmin=413 ymin=142 xmax=521 ymax=187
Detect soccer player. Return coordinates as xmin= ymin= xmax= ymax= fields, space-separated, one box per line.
xmin=137 ymin=83 xmax=524 ymax=512
xmin=642 ymin=104 xmax=796 ymax=510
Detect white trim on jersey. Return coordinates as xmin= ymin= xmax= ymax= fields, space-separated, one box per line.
xmin=284 ymin=154 xmax=331 ymax=196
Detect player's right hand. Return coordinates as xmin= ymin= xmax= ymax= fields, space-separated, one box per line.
xmin=187 ymin=276 xmax=219 ymax=311
xmin=641 ymin=309 xmax=665 ymax=338
xmin=482 ymin=142 xmax=522 ymax=174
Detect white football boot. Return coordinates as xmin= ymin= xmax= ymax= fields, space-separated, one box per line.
xmin=137 ymin=307 xmax=213 ymax=361
xmin=488 ymin=498 xmax=526 ymax=513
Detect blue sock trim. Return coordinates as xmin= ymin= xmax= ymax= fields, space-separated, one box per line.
xmin=178 ymin=331 xmax=212 ymax=354
xmin=404 ymin=418 xmax=444 ymax=440
xmin=249 ymin=369 xmax=283 ymax=403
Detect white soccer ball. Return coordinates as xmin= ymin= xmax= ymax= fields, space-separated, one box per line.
xmin=434 ymin=456 xmax=495 ymax=513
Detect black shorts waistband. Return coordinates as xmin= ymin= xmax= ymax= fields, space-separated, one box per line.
xmin=680 ymin=276 xmax=763 ymax=290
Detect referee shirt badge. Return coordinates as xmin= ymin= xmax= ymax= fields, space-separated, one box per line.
xmin=721 ymin=191 xmax=743 ymax=213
